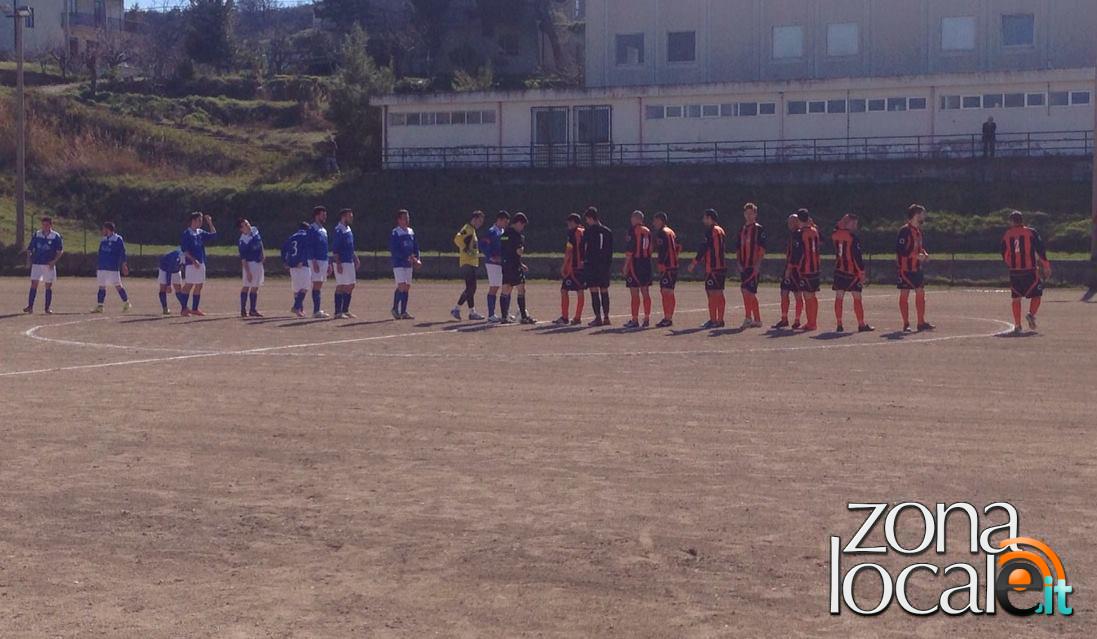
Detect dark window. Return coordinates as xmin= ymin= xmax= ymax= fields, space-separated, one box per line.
xmin=665 ymin=105 xmax=683 ymax=118
xmin=667 ymin=31 xmax=697 ymax=63
xmin=451 ymin=111 xmax=466 ymax=124
xmin=467 ymin=111 xmax=483 ymax=124
xmin=868 ymin=99 xmax=886 ymax=112
xmin=908 ymin=97 xmax=928 ymax=110
xmin=532 ymin=107 xmax=569 ymax=145
xmin=940 ymin=95 xmax=961 ymax=110
xmin=1004 ymin=93 xmax=1024 ymax=108
xmin=738 ymin=102 xmax=758 ymax=117
xmin=1049 ymin=91 xmax=1069 ymax=107
xmin=720 ymin=103 xmax=736 ymax=117
xmin=482 ymin=110 xmax=497 ymax=124
xmin=615 ymin=33 xmax=644 ymax=65
xmin=1071 ymin=91 xmax=1091 ymax=105
xmin=686 ymin=104 xmax=702 ymax=118
xmin=759 ymin=103 xmax=776 ymax=115
xmin=1026 ymin=93 xmax=1045 ymax=107
xmin=849 ymin=99 xmax=867 ymax=113
xmin=435 ymin=112 xmax=451 ymax=125
xmin=808 ymin=101 xmax=826 ymax=114
xmin=701 ymin=104 xmax=720 ymax=117
xmin=1001 ymin=14 xmax=1035 ymax=47
xmin=962 ymin=96 xmax=982 ymax=109
xmin=983 ymin=94 xmax=1004 ymax=109
xmin=389 ymin=113 xmax=407 ymax=126
xmin=645 ymin=105 xmax=665 ymax=120
xmin=827 ymin=99 xmax=847 ymax=114
xmin=406 ymin=113 xmax=421 ymax=126
xmin=787 ymin=101 xmax=807 ymax=115
xmin=887 ymin=98 xmax=907 ymax=111
xmin=574 ymin=106 xmax=611 ymax=144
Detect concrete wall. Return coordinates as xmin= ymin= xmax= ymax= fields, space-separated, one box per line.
xmin=585 ymin=0 xmax=1097 ymax=88
xmin=379 ymin=69 xmax=1096 ymax=164
xmin=0 ymin=0 xmax=126 ymax=57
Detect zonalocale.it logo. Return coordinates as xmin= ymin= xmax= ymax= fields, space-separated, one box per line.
xmin=829 ymin=502 xmax=1072 ymax=617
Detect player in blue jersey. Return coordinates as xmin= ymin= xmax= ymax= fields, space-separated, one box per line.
xmin=389 ymin=209 xmax=421 ymax=320
xmin=237 ymin=218 xmax=265 ymax=318
xmin=307 ymin=206 xmax=331 ymax=319
xmin=331 ymin=208 xmax=361 ymax=319
xmin=91 ymin=222 xmax=131 ymax=314
xmin=24 ymin=217 xmax=64 ymax=314
xmin=157 ymin=249 xmax=184 ymax=315
xmin=180 ymin=212 xmax=217 ymax=317
xmin=282 ymin=222 xmax=312 ymax=318
xmin=479 ymin=210 xmax=508 ymax=322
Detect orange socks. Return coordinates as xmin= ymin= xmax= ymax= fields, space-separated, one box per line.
xmin=853 ymin=298 xmax=865 ymax=326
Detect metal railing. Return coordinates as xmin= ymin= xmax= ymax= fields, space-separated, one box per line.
xmin=382 ymin=130 xmax=1093 ymax=170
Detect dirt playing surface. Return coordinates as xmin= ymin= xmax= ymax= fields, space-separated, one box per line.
xmin=1 ymin=276 xmax=1094 ymax=637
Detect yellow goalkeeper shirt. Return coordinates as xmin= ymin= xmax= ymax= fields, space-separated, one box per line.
xmin=454 ymin=223 xmax=480 ymax=268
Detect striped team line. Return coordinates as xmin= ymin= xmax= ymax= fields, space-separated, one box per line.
xmin=1 ymin=292 xmax=1010 ymax=378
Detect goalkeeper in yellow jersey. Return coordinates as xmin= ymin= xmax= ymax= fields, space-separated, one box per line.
xmin=452 ymin=210 xmax=486 ymax=320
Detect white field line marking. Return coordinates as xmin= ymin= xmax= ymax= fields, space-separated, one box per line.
xmin=17 ymin=293 xmax=900 ymax=355
xmin=1 ymin=293 xmax=1006 ymax=378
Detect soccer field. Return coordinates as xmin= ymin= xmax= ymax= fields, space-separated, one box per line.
xmin=1 ymin=276 xmax=1093 ymax=637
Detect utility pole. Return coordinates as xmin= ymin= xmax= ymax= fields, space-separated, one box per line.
xmin=1089 ymin=62 xmax=1097 ymax=296
xmin=5 ymin=5 xmax=30 ymax=251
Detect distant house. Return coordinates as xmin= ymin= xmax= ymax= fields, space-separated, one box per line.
xmin=0 ymin=0 xmax=133 ymax=58
xmin=377 ymin=0 xmax=1097 ymax=170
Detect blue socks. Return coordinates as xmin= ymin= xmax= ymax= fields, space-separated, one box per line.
xmin=293 ymin=291 xmax=306 ymax=311
xmin=97 ymin=288 xmax=106 ymax=305
xmin=176 ymin=292 xmax=189 ymax=310
xmin=391 ymin=290 xmax=409 ymax=314
xmin=312 ymin=289 xmax=321 ymax=314
xmin=240 ymin=292 xmax=248 ymax=314
xmin=44 ymin=289 xmax=51 ymax=310
xmin=487 ymin=293 xmax=497 ymax=317
xmin=118 ymin=288 xmax=128 ymax=302
xmin=344 ymin=291 xmax=352 ymax=314
xmin=249 ymin=291 xmax=257 ymax=313
xmin=334 ymin=292 xmax=345 ymax=314
xmin=159 ymin=291 xmax=168 ymax=309
xmin=191 ymin=294 xmax=201 ymax=311
xmin=27 ymin=287 xmax=37 ymax=308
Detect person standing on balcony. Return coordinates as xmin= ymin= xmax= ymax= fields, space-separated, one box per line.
xmin=982 ymin=117 xmax=997 ymax=158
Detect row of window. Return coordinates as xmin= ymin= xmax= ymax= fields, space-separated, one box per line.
xmin=940 ymin=91 xmax=1091 ymax=110
xmin=788 ymin=97 xmax=928 ymax=115
xmin=644 ymin=102 xmax=778 ymax=120
xmin=389 ymin=110 xmax=497 ymax=127
xmin=615 ymin=14 xmax=1036 ymax=66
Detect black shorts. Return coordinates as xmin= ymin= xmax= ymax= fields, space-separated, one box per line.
xmin=585 ymin=263 xmax=612 ymax=289
xmin=740 ymin=266 xmax=760 ymax=294
xmin=897 ymin=270 xmax=925 ymax=290
xmin=502 ymin=264 xmax=525 ymax=286
xmin=705 ymin=270 xmax=727 ymax=292
xmin=1009 ymin=270 xmax=1044 ymax=299
xmin=798 ymin=274 xmax=821 ymax=294
xmin=659 ymin=269 xmax=678 ymax=290
xmin=832 ymin=272 xmax=863 ymax=293
xmin=781 ymin=271 xmax=800 ymax=293
xmin=626 ymin=261 xmax=653 ymax=288
xmin=561 ymin=271 xmax=585 ymax=292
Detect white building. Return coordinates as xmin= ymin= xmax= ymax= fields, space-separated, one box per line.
xmin=375 ymin=0 xmax=1096 ymax=169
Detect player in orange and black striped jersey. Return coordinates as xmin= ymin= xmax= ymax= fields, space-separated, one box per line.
xmin=554 ymin=213 xmax=586 ymax=325
xmin=773 ymin=214 xmax=805 ymax=330
xmin=1001 ymin=210 xmax=1052 ymax=334
xmin=623 ymin=210 xmax=654 ymax=328
xmin=652 ymin=211 xmax=680 ymax=327
xmin=795 ymin=209 xmax=822 ymax=331
xmin=897 ymin=204 xmax=934 ymax=332
xmin=737 ymin=203 xmax=767 ymax=329
xmin=831 ymin=214 xmax=874 ymax=333
xmin=688 ymin=209 xmax=728 ymax=328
